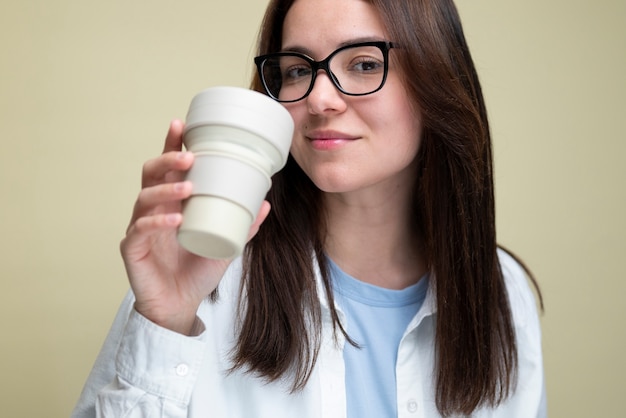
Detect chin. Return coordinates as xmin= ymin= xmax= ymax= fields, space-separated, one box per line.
xmin=309 ymin=175 xmax=369 ymax=195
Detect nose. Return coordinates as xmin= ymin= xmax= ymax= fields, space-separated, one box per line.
xmin=306 ymin=71 xmax=347 ymax=115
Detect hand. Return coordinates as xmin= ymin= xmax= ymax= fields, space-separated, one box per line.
xmin=119 ymin=120 xmax=270 ymax=335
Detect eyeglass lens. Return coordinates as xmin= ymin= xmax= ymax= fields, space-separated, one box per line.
xmin=260 ymin=44 xmax=387 ymax=102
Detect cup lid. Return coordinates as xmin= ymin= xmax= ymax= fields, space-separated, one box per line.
xmin=184 ymin=86 xmax=294 ymax=164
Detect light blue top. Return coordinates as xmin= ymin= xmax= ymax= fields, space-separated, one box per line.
xmin=328 ymin=258 xmax=428 ymax=418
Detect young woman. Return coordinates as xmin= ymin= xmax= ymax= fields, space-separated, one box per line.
xmin=73 ymin=0 xmax=546 ymax=416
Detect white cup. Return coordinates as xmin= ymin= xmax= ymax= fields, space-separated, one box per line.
xmin=177 ymin=86 xmax=294 ymax=259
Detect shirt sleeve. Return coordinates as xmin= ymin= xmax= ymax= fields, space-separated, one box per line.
xmin=496 ymin=249 xmax=548 ymax=418
xmin=71 ymin=291 xmax=208 ymax=418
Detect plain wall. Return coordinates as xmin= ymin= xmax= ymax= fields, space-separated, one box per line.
xmin=0 ymin=0 xmax=623 ymax=416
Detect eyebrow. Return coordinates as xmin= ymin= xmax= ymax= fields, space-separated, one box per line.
xmin=280 ymin=36 xmax=388 ymax=56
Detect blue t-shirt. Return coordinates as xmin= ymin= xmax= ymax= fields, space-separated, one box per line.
xmin=328 ymin=258 xmax=428 ymax=418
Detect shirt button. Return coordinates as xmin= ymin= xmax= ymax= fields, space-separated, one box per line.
xmin=407 ymin=399 xmax=418 ymax=413
xmin=175 ymin=363 xmax=189 ymax=377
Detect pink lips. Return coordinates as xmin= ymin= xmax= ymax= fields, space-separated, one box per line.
xmin=306 ymin=130 xmax=359 ymax=150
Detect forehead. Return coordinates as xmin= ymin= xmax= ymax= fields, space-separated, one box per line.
xmin=281 ymin=0 xmax=388 ymax=55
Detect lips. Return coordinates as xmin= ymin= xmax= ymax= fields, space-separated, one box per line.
xmin=306 ymin=129 xmax=359 ymax=141
xmin=305 ymin=130 xmax=359 ymax=150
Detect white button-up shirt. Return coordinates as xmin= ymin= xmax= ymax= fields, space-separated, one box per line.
xmin=72 ymin=249 xmax=546 ymax=417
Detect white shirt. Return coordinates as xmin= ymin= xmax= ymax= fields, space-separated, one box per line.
xmin=72 ymin=249 xmax=546 ymax=418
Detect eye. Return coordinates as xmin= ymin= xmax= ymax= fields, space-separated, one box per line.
xmin=283 ymin=65 xmax=312 ymax=81
xmin=350 ymin=57 xmax=384 ymax=73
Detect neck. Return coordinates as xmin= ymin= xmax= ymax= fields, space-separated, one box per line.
xmin=323 ymin=185 xmax=426 ymax=290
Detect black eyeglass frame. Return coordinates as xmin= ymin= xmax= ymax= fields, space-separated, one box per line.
xmin=254 ymin=41 xmax=396 ymax=103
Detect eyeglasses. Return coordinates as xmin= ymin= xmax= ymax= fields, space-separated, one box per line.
xmin=254 ymin=41 xmax=396 ymax=103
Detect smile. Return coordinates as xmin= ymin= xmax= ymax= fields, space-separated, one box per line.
xmin=305 ymin=130 xmax=360 ymax=150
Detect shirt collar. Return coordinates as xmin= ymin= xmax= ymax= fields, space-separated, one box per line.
xmin=314 ymin=257 xmax=437 ymax=330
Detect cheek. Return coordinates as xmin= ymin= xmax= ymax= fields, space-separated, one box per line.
xmin=284 ymin=103 xmax=306 ymax=127
xmin=380 ymin=73 xmax=423 ymax=142
xmin=285 ymin=106 xmax=309 ymax=143
xmin=289 ymin=137 xmax=306 ymax=165
xmin=371 ymin=101 xmax=423 ymax=158
xmin=283 ymin=104 xmax=304 ymax=154
xmin=394 ymin=94 xmax=423 ymax=154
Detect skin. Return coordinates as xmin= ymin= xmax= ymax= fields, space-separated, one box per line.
xmin=120 ymin=0 xmax=426 ymax=336
xmin=283 ymin=0 xmax=426 ymax=289
xmin=120 ymin=120 xmax=270 ymax=335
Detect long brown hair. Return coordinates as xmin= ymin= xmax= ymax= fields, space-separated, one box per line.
xmin=232 ymin=0 xmax=540 ymax=415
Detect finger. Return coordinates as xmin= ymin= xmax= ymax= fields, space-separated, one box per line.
xmin=141 ymin=151 xmax=194 ymax=188
xmin=130 ymin=181 xmax=193 ymax=227
xmin=121 ymin=212 xmax=183 ymax=262
xmin=163 ymin=119 xmax=185 ymax=154
xmin=247 ymin=200 xmax=271 ymax=241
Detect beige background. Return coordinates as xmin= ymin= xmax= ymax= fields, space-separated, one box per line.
xmin=0 ymin=0 xmax=624 ymax=416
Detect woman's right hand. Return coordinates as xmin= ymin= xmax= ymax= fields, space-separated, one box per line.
xmin=119 ymin=120 xmax=270 ymax=336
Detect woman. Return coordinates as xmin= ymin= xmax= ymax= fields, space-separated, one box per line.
xmin=72 ymin=0 xmax=546 ymax=416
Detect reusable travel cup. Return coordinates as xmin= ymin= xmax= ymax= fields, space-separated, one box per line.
xmin=177 ymin=86 xmax=294 ymax=259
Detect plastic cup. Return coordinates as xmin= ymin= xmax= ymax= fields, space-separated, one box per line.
xmin=177 ymin=86 xmax=294 ymax=259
